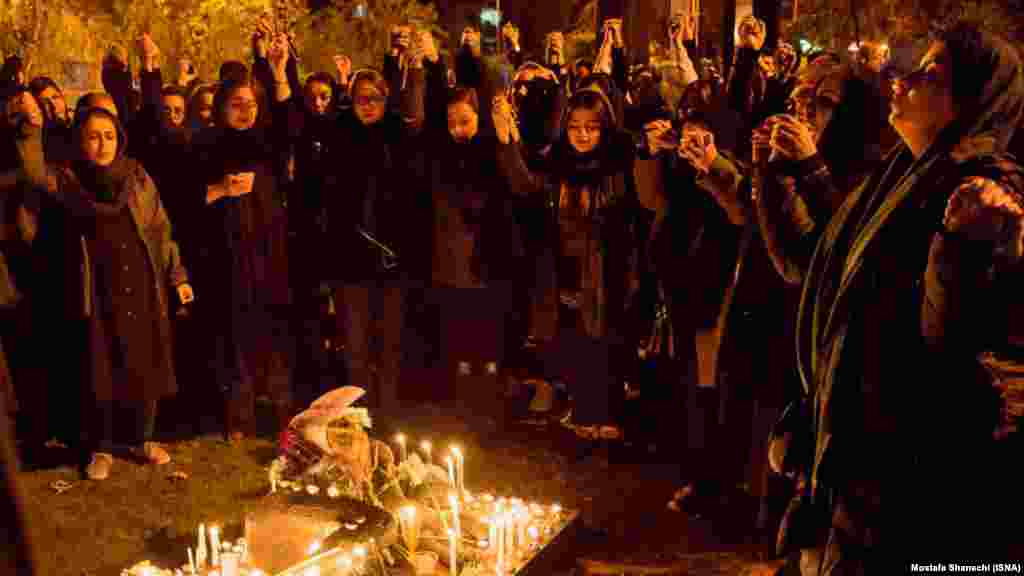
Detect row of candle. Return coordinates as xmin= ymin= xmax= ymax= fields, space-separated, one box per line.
xmin=186 ymin=524 xmax=250 ymax=576
xmin=393 ymin=435 xmax=466 ymax=495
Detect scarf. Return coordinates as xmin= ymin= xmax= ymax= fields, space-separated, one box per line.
xmin=66 ymin=107 xmax=135 ymax=217
xmin=796 ymin=27 xmax=1024 ymax=493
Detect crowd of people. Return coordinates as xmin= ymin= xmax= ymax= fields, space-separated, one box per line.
xmin=1 ymin=10 xmax=1022 ymax=572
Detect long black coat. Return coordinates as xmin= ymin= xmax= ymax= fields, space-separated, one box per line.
xmin=321 ymin=69 xmax=426 ymax=286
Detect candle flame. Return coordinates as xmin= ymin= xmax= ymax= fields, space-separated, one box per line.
xmin=450 ymin=446 xmax=462 ymax=458
xmin=395 ymin=433 xmax=406 ymax=445
xmin=400 ymin=505 xmax=417 ymax=521
xmin=449 ymin=493 xmax=458 ymax=506
xmin=308 ymin=540 xmax=322 ymax=555
xmin=353 ymin=545 xmax=367 ymax=558
xmin=420 ymin=440 xmax=431 ymax=452
xmin=528 ymin=526 xmax=540 ymax=539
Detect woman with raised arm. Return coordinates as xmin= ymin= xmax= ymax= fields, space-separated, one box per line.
xmin=191 ymin=34 xmax=294 ymax=443
xmin=492 ymin=86 xmax=640 ymax=439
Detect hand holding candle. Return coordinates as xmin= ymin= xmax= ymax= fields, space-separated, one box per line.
xmin=448 ymin=529 xmax=457 ymax=576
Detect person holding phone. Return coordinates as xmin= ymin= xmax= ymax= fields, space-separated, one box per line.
xmin=190 ymin=36 xmax=295 ymax=444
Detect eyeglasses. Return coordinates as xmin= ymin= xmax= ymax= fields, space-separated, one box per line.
xmin=229 ymin=100 xmax=258 ymax=113
xmin=354 ymin=95 xmax=386 ymax=106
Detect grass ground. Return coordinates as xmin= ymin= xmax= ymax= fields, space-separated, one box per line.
xmin=17 ymin=405 xmax=783 ymax=576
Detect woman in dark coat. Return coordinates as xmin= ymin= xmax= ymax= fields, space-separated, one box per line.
xmin=18 ymin=107 xmax=191 ymax=480
xmin=759 ymin=23 xmax=1024 ymax=569
xmin=493 ymin=86 xmax=640 ymax=436
xmin=321 ymin=59 xmax=425 ymax=412
xmin=191 ymin=66 xmax=292 ymax=442
xmin=425 ymin=86 xmax=525 ymax=410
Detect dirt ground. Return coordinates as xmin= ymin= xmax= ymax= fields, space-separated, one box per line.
xmin=15 ymin=402 xmax=784 ymax=576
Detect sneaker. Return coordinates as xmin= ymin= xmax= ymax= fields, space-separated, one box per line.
xmin=85 ymin=452 xmax=113 ymax=480
xmin=136 ymin=442 xmax=171 ymax=465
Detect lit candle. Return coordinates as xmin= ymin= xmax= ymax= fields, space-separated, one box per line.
xmin=504 ymin=512 xmax=514 ymax=557
xmin=517 ymin=510 xmax=527 ymax=555
xmin=395 ymin=434 xmax=407 ymax=463
xmin=420 ymin=440 xmax=432 ymax=463
xmin=196 ymin=524 xmax=208 ymax=571
xmin=449 ymin=493 xmax=461 ymax=543
xmin=209 ymin=525 xmax=221 ymax=567
xmin=495 ymin=515 xmax=504 ymax=575
xmin=487 ymin=516 xmax=497 ymax=553
xmin=450 ymin=446 xmax=464 ymax=494
xmin=445 ymin=456 xmax=456 ymax=488
xmin=399 ymin=506 xmax=419 ymax=554
xmin=448 ymin=528 xmax=457 ymax=576
xmin=221 ymin=551 xmax=239 ymax=576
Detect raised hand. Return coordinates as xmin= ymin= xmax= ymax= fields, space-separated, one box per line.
xmin=502 ymin=22 xmax=520 ymax=49
xmin=178 ymin=58 xmax=198 ymax=86
xmin=605 ymin=18 xmax=624 ymax=48
xmin=767 ymin=114 xmax=817 ymax=162
xmin=268 ymin=33 xmax=290 ymax=80
xmin=492 ymin=95 xmax=519 ymax=145
xmin=392 ymin=25 xmax=412 ymax=55
xmin=224 ymin=172 xmax=256 ymax=197
xmin=678 ymin=124 xmax=717 ymax=174
xmin=418 ymin=30 xmax=438 ymax=64
xmin=644 ymin=120 xmax=677 ymax=156
xmin=546 ymin=32 xmax=564 ymax=66
xmin=737 ymin=15 xmax=766 ymax=51
xmin=138 ymin=33 xmax=160 ymax=68
xmin=334 ymin=54 xmax=352 ymax=84
xmin=253 ymin=17 xmax=273 ymax=58
xmin=669 ymin=11 xmax=694 ymax=46
xmin=752 ymin=124 xmax=772 ymax=165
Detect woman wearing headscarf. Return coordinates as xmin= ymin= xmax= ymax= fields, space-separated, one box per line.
xmin=758 ymin=22 xmax=1024 ymax=569
xmin=672 ymin=57 xmax=894 ymax=537
xmin=493 ymin=86 xmax=640 ymax=438
xmin=322 ymin=44 xmax=425 ymax=412
xmin=17 ymin=106 xmax=191 ymax=480
xmin=191 ymin=37 xmax=294 ymax=443
xmin=424 ymin=85 xmax=526 ymax=411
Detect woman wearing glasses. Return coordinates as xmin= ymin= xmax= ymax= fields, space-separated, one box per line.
xmin=321 ymin=50 xmax=426 ymax=413
xmin=190 ymin=34 xmax=296 ymax=444
xmin=753 ymin=22 xmax=1024 ymax=571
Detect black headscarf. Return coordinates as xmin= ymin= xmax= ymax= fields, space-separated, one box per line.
xmin=69 ymin=107 xmax=133 ymax=209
